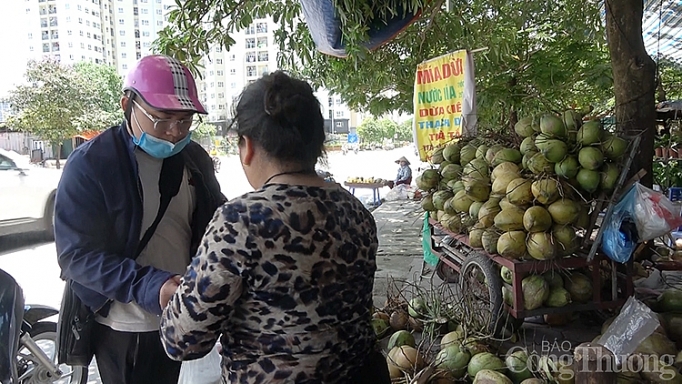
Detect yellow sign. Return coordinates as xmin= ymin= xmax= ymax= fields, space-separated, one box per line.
xmin=413 ymin=50 xmax=477 ymax=161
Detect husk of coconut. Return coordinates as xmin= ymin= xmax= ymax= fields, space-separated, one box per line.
xmin=421 ymin=195 xmax=436 ymax=211
xmin=491 ymin=162 xmax=520 ymax=183
xmin=470 ymin=227 xmax=485 ymax=249
xmin=442 ymin=214 xmax=463 ymax=233
xmin=482 ymin=229 xmax=501 ymax=254
xmin=492 ymin=170 xmax=520 ymax=198
xmin=507 ymin=178 xmax=534 ymax=205
xmin=528 ymin=152 xmax=555 ymax=175
xmin=555 ymin=156 xmax=580 ymax=179
xmin=531 ymin=178 xmax=560 ymax=205
xmin=498 ymin=197 xmax=516 ymax=211
xmin=527 ymin=232 xmax=557 ymax=260
xmin=443 ymin=142 xmax=462 ymax=163
xmin=522 ymin=151 xmax=537 ymax=170
xmin=552 ymin=224 xmax=579 ymax=256
xmin=440 ymin=163 xmax=463 ymax=181
xmin=601 ymin=134 xmax=628 ymax=161
xmin=478 ymin=199 xmax=502 ymax=227
xmin=520 ymin=136 xmax=537 ymax=155
xmin=522 ymin=274 xmax=550 ymax=310
xmin=563 ymin=110 xmax=582 ymax=131
xmin=417 ymin=169 xmax=441 ymax=190
xmin=578 ymin=147 xmax=604 ymax=171
xmin=534 ymin=133 xmax=553 ymax=152
xmin=540 ymin=114 xmax=568 ymax=138
xmin=460 ymin=144 xmax=478 ymax=166
xmin=495 ymin=206 xmax=526 ymax=231
xmin=492 ymin=148 xmax=523 ymax=167
xmin=448 ymin=179 xmax=465 ymax=194
xmin=540 ymin=139 xmax=569 ymax=163
xmin=600 ymin=162 xmax=620 ymax=191
xmin=576 ymin=168 xmax=600 ymax=194
xmin=523 ymin=206 xmax=553 ymax=233
xmin=577 ymin=120 xmax=602 ymax=145
xmin=467 ymin=352 xmax=507 ymax=379
xmin=444 ymin=197 xmax=457 ymax=215
xmin=469 ymin=201 xmax=484 ymax=219
xmin=515 ymin=116 xmax=535 ymax=138
xmin=435 ymin=344 xmax=471 ymax=379
xmin=547 ymin=199 xmax=581 ymax=225
xmin=486 ymin=144 xmax=505 ymax=165
xmin=473 ymin=370 xmax=513 ymax=384
xmin=498 ymin=231 xmax=527 ymax=259
xmin=466 ymin=180 xmax=492 ymax=202
xmin=463 ymin=158 xmax=490 ymax=181
xmin=433 ymin=190 xmax=455 ymax=211
xmin=506 ymin=349 xmax=533 ymax=383
xmin=476 ymin=144 xmax=489 ymax=160
xmin=544 ymin=287 xmax=572 ymax=307
xmin=564 ymin=272 xmax=592 ymax=303
xmin=432 ymin=148 xmax=445 ymax=164
xmin=452 ymin=190 xmax=474 ymax=213
xmin=392 ymin=345 xmax=424 ymax=371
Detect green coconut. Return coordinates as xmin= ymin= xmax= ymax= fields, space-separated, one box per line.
xmin=601 ymin=135 xmax=628 ymax=160
xmin=372 ymin=318 xmax=391 ymax=338
xmin=433 ymin=190 xmax=455 ymax=211
xmin=565 ymin=272 xmax=592 ymax=303
xmin=563 ymin=110 xmax=582 ymax=131
xmin=542 ymin=271 xmax=564 ymax=289
xmin=448 ymin=179 xmax=465 ymax=194
xmin=467 ymin=352 xmax=507 ymax=378
xmin=552 ymin=225 xmax=579 ymax=256
xmin=523 ymin=206 xmax=553 ymax=233
xmin=520 ymin=136 xmax=537 ymax=155
xmin=514 ymin=116 xmax=535 ymax=138
xmin=531 ymin=178 xmax=560 ymax=205
xmin=440 ymin=160 xmax=452 ymax=169
xmin=435 ymin=344 xmax=471 ymax=379
xmin=527 ymin=232 xmax=557 ymax=260
xmin=534 ymin=133 xmax=554 ymax=151
xmin=460 ymin=144 xmax=478 ymax=166
xmin=497 ymin=231 xmax=527 ymax=259
xmin=655 ymin=288 xmax=682 ymax=313
xmin=578 ymin=147 xmax=604 ymax=171
xmin=462 ymin=214 xmax=478 ymax=229
xmin=443 ymin=142 xmax=462 ymax=163
xmin=576 ymin=168 xmax=600 ymax=194
xmin=547 ymin=199 xmax=581 ymax=225
xmin=476 ymin=144 xmax=489 ymax=160
xmin=498 ymin=197 xmax=515 ymax=211
xmin=528 ymin=153 xmax=555 ymax=175
xmin=486 ymin=144 xmax=505 ymax=165
xmin=600 ymin=162 xmax=620 ymax=191
xmin=506 ymin=178 xmax=534 ymax=206
xmin=482 ymin=229 xmax=501 ymax=254
xmin=470 ymin=227 xmax=485 ymax=249
xmin=545 ymin=287 xmax=572 ymax=307
xmin=506 ymin=350 xmax=534 ymax=383
xmin=421 ymin=195 xmax=436 ymax=212
xmin=575 ymin=205 xmax=591 ymax=229
xmin=531 ymin=114 xmax=542 ymax=132
xmin=452 ymin=190 xmax=475 ymax=213
xmin=478 ymin=199 xmax=502 ymax=227
xmin=473 ymin=370 xmax=513 ymax=384
xmin=469 ymin=201 xmax=484 ymax=219
xmin=491 ymin=162 xmax=520 ymax=183
xmin=501 ymin=266 xmax=513 ymax=284
xmin=577 ymin=120 xmax=602 ymax=146
xmin=432 ymin=147 xmax=445 ymax=164
xmin=540 ymin=114 xmax=568 ymax=138
xmin=503 ymin=287 xmax=513 ymax=307
xmin=463 ymin=158 xmax=490 ymax=180
xmin=492 ymin=171 xmax=521 ymax=198
xmin=555 ymin=156 xmax=580 ymax=179
xmin=540 ymin=139 xmax=568 ymax=163
xmin=494 ymin=207 xmax=526 ymax=231
xmin=492 ymin=148 xmax=523 ymax=167
xmin=522 ymin=274 xmax=550 ymax=310
xmin=387 ymin=330 xmax=416 ymax=350
xmin=417 ymin=169 xmax=440 ymax=190
xmin=466 ymin=180 xmax=491 ymax=202
xmin=444 ymin=197 xmax=457 ymax=215
xmin=440 ymin=164 xmax=463 ymax=181
xmin=522 ymin=151 xmax=537 ymax=170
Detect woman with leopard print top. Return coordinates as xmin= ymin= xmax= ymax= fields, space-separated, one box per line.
xmin=159 ymin=71 xmax=390 ymax=384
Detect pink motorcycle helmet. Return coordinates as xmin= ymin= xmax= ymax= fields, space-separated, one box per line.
xmin=123 ymin=55 xmax=207 ymax=114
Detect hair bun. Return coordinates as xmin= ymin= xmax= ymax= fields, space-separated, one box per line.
xmin=263 ymin=71 xmax=313 ymax=138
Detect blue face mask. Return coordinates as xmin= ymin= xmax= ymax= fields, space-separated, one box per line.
xmin=132 ymin=132 xmax=192 ymax=159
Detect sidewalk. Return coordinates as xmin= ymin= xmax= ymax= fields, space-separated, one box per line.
xmin=370 ymin=200 xmax=602 ymax=353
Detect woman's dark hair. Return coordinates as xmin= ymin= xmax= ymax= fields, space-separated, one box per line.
xmin=234 ymin=71 xmax=325 ymax=168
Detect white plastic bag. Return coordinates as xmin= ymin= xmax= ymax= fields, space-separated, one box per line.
xmin=177 ymin=343 xmax=222 ymax=384
xmin=632 ymin=183 xmax=682 ymax=241
xmin=385 ymin=185 xmax=410 ymax=201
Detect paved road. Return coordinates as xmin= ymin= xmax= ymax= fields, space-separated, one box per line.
xmin=0 ymin=146 xmax=421 ymax=383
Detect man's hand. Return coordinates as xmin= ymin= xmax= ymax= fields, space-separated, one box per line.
xmin=159 ymin=275 xmax=182 ymax=310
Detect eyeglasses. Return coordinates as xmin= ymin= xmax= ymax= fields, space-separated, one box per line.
xmin=133 ymin=100 xmax=196 ymax=134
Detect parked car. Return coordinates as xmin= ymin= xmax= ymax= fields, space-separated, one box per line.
xmin=0 ymin=148 xmax=62 ymax=238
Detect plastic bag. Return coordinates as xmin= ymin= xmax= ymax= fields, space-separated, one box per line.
xmin=177 ymin=343 xmax=222 ymax=384
xmin=597 ymin=296 xmax=661 ymax=366
xmin=602 ymin=186 xmax=639 ymax=263
xmin=632 ymin=183 xmax=682 ymax=241
xmin=385 ymin=184 xmax=410 ymax=201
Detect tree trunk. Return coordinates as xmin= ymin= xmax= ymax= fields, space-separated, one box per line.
xmin=56 ymin=143 xmax=61 ymax=169
xmin=605 ymin=0 xmax=656 ymax=187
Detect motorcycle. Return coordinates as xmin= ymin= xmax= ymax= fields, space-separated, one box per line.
xmin=316 ymin=169 xmax=335 ymax=183
xmin=0 ymin=269 xmax=87 ymax=384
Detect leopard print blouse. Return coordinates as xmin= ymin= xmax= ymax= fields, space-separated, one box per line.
xmin=160 ymin=183 xmax=379 ymax=383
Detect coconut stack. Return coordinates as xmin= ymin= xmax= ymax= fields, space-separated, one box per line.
xmin=417 ymin=110 xmax=630 ymax=262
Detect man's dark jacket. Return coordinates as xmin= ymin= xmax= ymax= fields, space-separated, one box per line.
xmin=54 ymin=122 xmax=226 ymax=316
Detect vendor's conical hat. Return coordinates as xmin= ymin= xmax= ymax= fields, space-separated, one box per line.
xmin=395 ymin=156 xmax=410 ymax=165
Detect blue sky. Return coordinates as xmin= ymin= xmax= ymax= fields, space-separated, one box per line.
xmin=0 ymin=1 xmax=28 ymax=98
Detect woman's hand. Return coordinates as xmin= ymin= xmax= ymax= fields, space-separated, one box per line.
xmin=159 ymin=275 xmax=182 ymax=309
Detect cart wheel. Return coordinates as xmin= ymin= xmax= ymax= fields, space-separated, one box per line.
xmin=460 ymin=253 xmax=518 ymax=337
xmin=436 ymin=260 xmax=459 ymax=283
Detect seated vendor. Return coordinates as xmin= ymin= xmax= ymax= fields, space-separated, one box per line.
xmin=391 ymin=156 xmax=412 ymax=188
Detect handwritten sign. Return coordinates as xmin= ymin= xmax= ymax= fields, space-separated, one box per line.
xmin=412 ymin=50 xmax=477 ymax=161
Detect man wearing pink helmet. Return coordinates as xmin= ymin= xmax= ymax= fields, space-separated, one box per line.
xmin=54 ymin=55 xmax=226 ymax=383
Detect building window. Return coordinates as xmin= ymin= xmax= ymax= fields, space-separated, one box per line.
xmin=121 ymin=52 xmax=126 ymax=58
xmin=68 ymin=42 xmax=73 ymax=48
xmin=79 ymin=30 xmax=84 ymax=36
xmin=67 ymin=30 xmax=72 ymax=35
xmin=119 ymin=30 xmax=125 ymax=36
xmin=143 ymin=31 xmax=150 ymax=37
xmin=86 ymin=32 xmax=91 ymax=38
xmin=216 ymin=59 xmax=222 ymax=64
xmin=66 ymin=16 xmax=71 ymax=22
xmin=218 ymin=104 xmax=224 ymax=110
xmin=328 ymin=110 xmax=332 ymax=119
xmin=42 ymin=31 xmax=49 ymax=40
xmin=122 ymin=64 xmax=128 ymax=69
xmin=51 ymin=30 xmax=58 ymax=39
xmin=246 ymin=52 xmax=255 ymax=62
xmin=41 ymin=18 xmax=48 ymax=27
xmin=28 ymin=32 xmax=33 ymax=39
xmin=256 ymin=22 xmax=267 ymax=34
xmin=328 ymin=97 xmax=333 ymax=107
xmin=86 ymin=20 xmax=90 ymax=26
xmin=217 ymin=70 xmax=223 ymax=76
xmin=257 ymin=37 xmax=267 ymax=48
xmin=118 ymin=19 xmax=124 ymax=24
xmin=217 ymin=82 xmax=224 ymax=87
xmin=246 ymin=66 xmax=256 ymax=77
xmin=143 ymin=42 xmax=151 ymax=48
xmin=87 ymin=44 xmax=92 ymax=50
xmin=210 ymin=93 xmax=215 ymax=99
xmin=230 ymin=69 xmax=236 ymax=75
xmin=141 ymin=20 xmax=148 ymax=26
xmin=336 ymin=110 xmax=344 ymax=118
xmin=78 ymin=17 xmax=82 ymax=23
xmin=43 ymin=43 xmax=50 ymax=52
xmin=157 ymin=20 xmax=162 ymax=26
xmin=121 ymin=41 xmax=126 ymax=47
xmin=218 ymin=93 xmax=224 ymax=98
xmin=118 ymin=7 xmax=123 ymax=13
xmin=245 ymin=25 xmax=255 ymax=35
xmin=80 ymin=42 xmax=85 ymax=48
xmin=141 ymin=8 xmax=148 ymax=14
xmin=257 ymin=51 xmax=268 ymax=62
xmin=77 ymin=4 xmax=82 ymax=10
xmin=231 ymin=82 xmax=236 ymax=88
xmin=229 ymin=54 xmax=235 ymax=61
xmin=29 ymin=46 xmax=34 ymax=51
xmin=156 ymin=9 xmax=161 ymax=15
xmin=245 ymin=38 xmax=255 ymax=49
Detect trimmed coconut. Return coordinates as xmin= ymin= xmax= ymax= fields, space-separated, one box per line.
xmin=555 ymin=156 xmax=580 ymax=179
xmin=501 ymin=266 xmax=513 ymax=284
xmin=444 ymin=197 xmax=457 ymax=215
xmin=476 ymin=144 xmax=489 ymax=160
xmin=526 ymin=232 xmax=557 ymax=260
xmin=432 ymin=148 xmax=445 ymax=164
xmin=576 ymin=168 xmax=600 ymax=194
xmin=467 ymin=352 xmax=507 ymax=378
xmin=522 ymin=151 xmax=537 ymax=170
xmin=523 ymin=206 xmax=553 ymax=233
xmin=578 ymin=147 xmax=604 ymax=170
xmin=491 ymin=171 xmax=520 ymax=198
xmin=522 ymin=275 xmax=550 ymax=310
xmin=417 ymin=169 xmax=440 ymax=190
xmin=473 ymin=370 xmax=513 ymax=384
xmin=531 ymin=179 xmax=560 ymax=205
xmin=421 ymin=195 xmax=436 ymax=211
xmin=497 ymin=231 xmax=527 ymax=259
xmin=494 ymin=207 xmax=526 ymax=231
xmin=547 ymin=199 xmax=581 ymax=225
xmin=534 ymin=133 xmax=553 ymax=152
xmin=498 ymin=197 xmax=516 ymax=211
xmin=506 ymin=178 xmax=533 ymax=205
xmin=440 ymin=163 xmax=463 ymax=181
xmin=565 ymin=272 xmax=592 ymax=303
xmin=433 ymin=190 xmax=455 ymax=211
